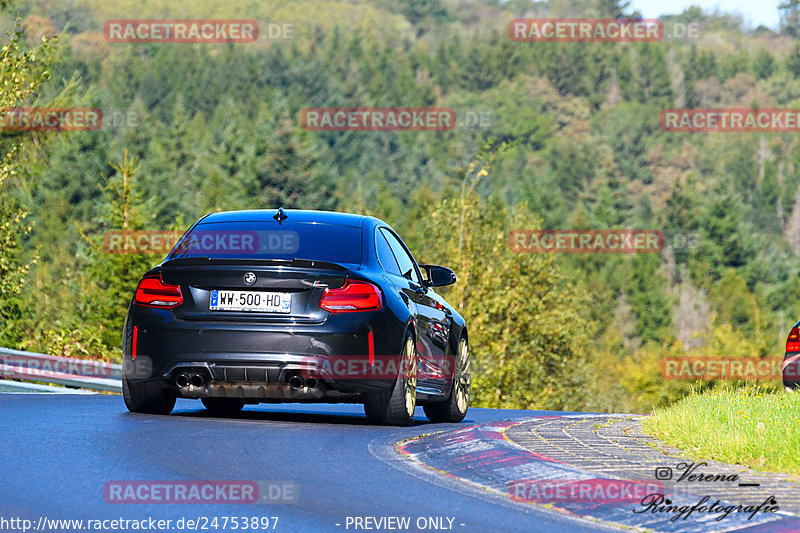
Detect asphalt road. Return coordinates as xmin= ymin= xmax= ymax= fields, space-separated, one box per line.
xmin=0 ymin=394 xmax=621 ymax=533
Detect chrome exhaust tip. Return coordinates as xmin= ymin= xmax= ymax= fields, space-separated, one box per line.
xmin=288 ymin=375 xmax=304 ymax=390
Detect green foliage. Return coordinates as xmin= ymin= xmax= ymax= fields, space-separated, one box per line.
xmin=643 ymin=387 xmax=800 ymax=475
xmin=418 ymin=196 xmax=591 ymax=410
xmin=0 ymin=203 xmax=32 ymax=346
xmin=787 ymin=44 xmax=800 ymax=79
xmin=3 ymin=0 xmax=799 ymax=413
xmin=780 ymin=0 xmax=800 ymax=37
xmin=628 ymin=44 xmax=674 ymax=105
xmin=753 ymin=50 xmax=776 ymax=80
xmin=0 ymin=21 xmax=56 ymax=346
xmin=377 ymin=0 xmax=448 ymax=27
xmin=626 ymin=255 xmax=671 ymax=343
xmin=80 ymin=152 xmax=157 ymax=353
xmin=597 ymin=0 xmax=631 ymax=18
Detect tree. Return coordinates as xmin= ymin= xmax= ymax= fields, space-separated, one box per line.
xmin=0 ymin=21 xmax=57 ymax=346
xmin=694 ymin=186 xmax=753 ymax=282
xmin=597 ymin=0 xmax=631 ymax=18
xmin=786 ymin=44 xmax=800 ymax=79
xmin=753 ymin=49 xmax=776 ymax=80
xmin=674 ymin=277 xmax=710 ymax=350
xmin=626 ymin=254 xmax=672 ymax=343
xmin=785 ymin=186 xmax=800 ymax=254
xmin=709 ymin=269 xmax=756 ymax=331
xmin=684 ymin=46 xmax=717 ymax=105
xmin=377 ymin=0 xmax=448 ymax=32
xmin=780 ymin=0 xmax=800 ymax=37
xmin=411 ymin=140 xmax=592 ymax=410
xmin=81 ymin=151 xmax=154 ymax=351
xmin=0 ymin=202 xmax=32 ymax=346
xmin=543 ymin=44 xmax=590 ymax=97
xmin=240 ymin=103 xmax=335 ymax=211
xmin=631 ymin=44 xmax=674 ymax=105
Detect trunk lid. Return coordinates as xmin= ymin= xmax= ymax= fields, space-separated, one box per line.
xmin=160 ymin=258 xmax=350 ymax=323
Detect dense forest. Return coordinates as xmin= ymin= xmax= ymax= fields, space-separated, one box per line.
xmin=2 ymin=0 xmax=800 ymax=413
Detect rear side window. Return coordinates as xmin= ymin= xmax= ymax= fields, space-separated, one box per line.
xmin=380 ymin=228 xmax=421 ymax=283
xmin=375 ymin=229 xmax=402 ymax=276
xmin=168 ymin=221 xmax=362 ymax=265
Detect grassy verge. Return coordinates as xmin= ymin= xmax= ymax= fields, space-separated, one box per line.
xmin=641 ymin=387 xmax=800 ymax=476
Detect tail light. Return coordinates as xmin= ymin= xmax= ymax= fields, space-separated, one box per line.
xmin=134 ymin=275 xmax=183 ymax=308
xmin=131 ymin=325 xmax=138 ymax=360
xmin=319 ymin=280 xmax=382 ymax=313
xmin=787 ymin=327 xmax=800 ymax=352
xmin=368 ymin=329 xmax=374 ymax=365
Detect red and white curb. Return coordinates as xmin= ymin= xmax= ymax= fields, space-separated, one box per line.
xmin=396 ymin=416 xmax=800 ymax=533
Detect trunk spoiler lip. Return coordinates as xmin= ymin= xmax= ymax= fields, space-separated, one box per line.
xmin=159 ymin=256 xmax=353 ymax=271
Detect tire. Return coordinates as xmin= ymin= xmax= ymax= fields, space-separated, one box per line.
xmin=364 ymin=332 xmax=417 ymax=426
xmin=202 ymin=397 xmax=245 ymax=415
xmin=423 ymin=336 xmax=470 ymax=423
xmin=123 ymin=378 xmax=176 ymax=415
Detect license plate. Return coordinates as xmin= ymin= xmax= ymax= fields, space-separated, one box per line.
xmin=210 ymin=290 xmax=292 ymax=313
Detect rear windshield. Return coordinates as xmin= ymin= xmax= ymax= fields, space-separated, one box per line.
xmin=167 ymin=221 xmax=362 ymax=264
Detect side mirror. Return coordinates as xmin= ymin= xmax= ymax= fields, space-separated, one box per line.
xmin=420 ymin=264 xmax=457 ymax=287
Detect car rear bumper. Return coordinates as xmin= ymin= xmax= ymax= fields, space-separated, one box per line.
xmin=783 ymin=351 xmax=800 ymax=387
xmin=123 ymin=305 xmax=408 ymax=399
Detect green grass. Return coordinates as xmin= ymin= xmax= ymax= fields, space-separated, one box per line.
xmin=641 ymin=387 xmax=800 ymax=476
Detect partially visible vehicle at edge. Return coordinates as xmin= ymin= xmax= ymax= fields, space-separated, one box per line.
xmin=784 ymin=323 xmax=800 ymax=389
xmin=122 ymin=208 xmax=470 ymax=425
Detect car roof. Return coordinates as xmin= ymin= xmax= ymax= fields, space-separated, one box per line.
xmin=199 ymin=209 xmax=376 ymax=228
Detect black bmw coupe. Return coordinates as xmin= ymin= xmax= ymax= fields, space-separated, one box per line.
xmin=122 ymin=208 xmax=470 ymax=425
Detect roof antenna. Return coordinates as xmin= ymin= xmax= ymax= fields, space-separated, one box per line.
xmin=273 ymin=207 xmax=288 ymax=224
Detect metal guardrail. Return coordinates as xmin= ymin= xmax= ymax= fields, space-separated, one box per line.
xmin=0 ymin=379 xmax=95 ymax=393
xmin=0 ymin=347 xmax=123 ymax=393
